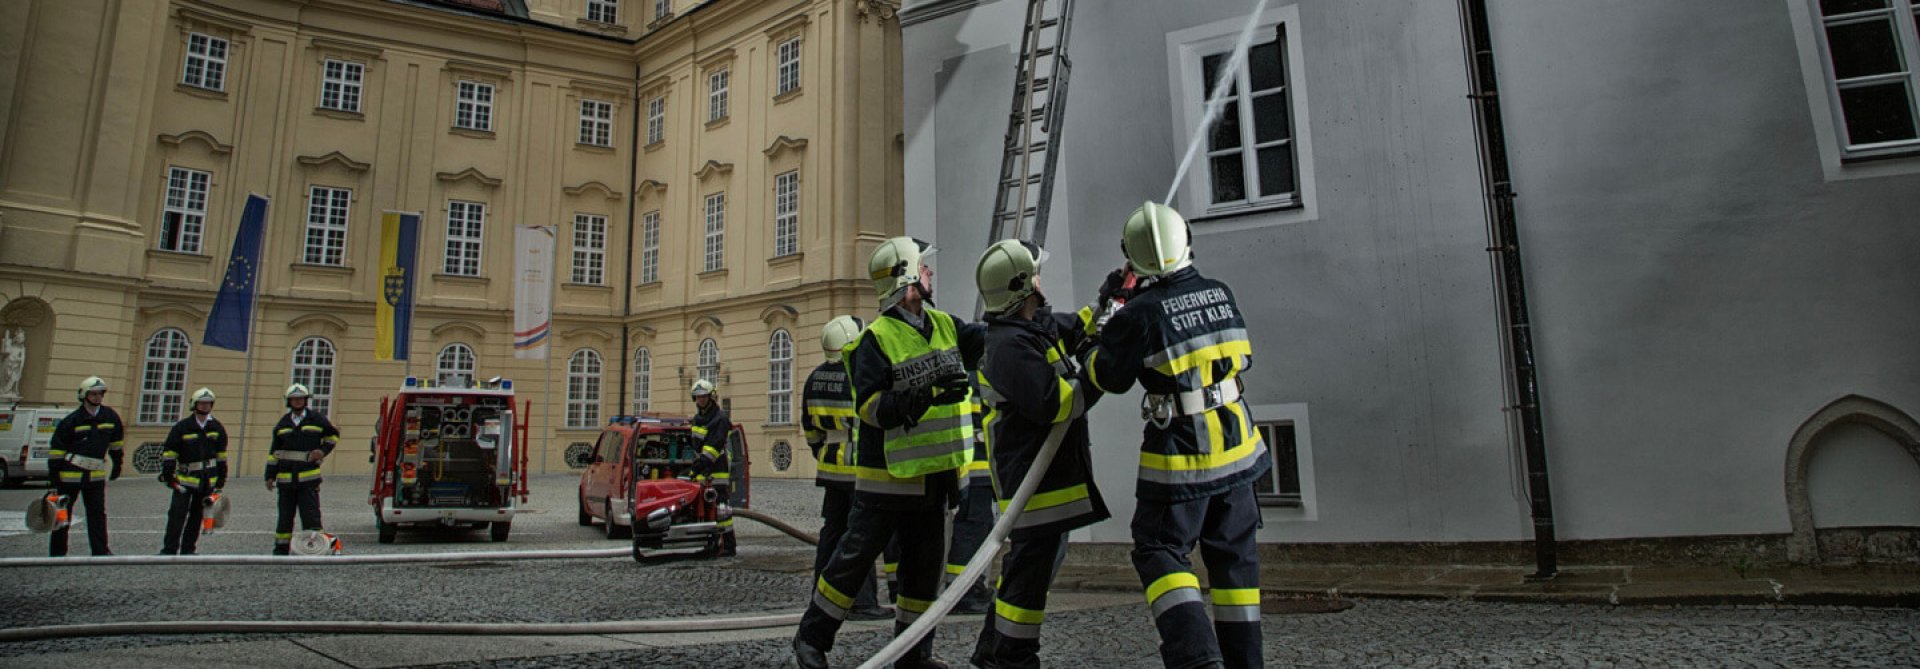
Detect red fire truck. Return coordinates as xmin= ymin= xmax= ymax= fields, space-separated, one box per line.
xmin=369 ymin=377 xmax=530 ymax=543
xmin=577 ymin=415 xmax=749 ymax=557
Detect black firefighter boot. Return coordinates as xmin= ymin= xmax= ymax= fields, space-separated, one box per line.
xmin=793 ymin=636 xmax=830 ymax=669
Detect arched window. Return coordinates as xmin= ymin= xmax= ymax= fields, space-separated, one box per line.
xmin=768 ymin=330 xmax=793 ymax=424
xmin=290 ymin=337 xmax=337 ymax=416
xmin=567 ymin=349 xmax=603 ymax=428
xmin=138 ymin=328 xmax=192 ymax=424
xmin=697 ymin=338 xmax=720 ymax=383
xmin=437 ymin=343 xmax=476 ymax=388
xmin=633 ymin=347 xmax=652 ymax=413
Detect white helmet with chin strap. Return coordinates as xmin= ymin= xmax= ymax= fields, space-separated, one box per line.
xmin=690 ymin=379 xmax=716 ymax=398
xmin=191 ymin=387 xmax=217 ymax=405
xmin=1122 ymin=201 xmax=1193 ymax=278
xmin=820 ymin=315 xmax=865 ymax=353
xmin=76 ymin=376 xmax=109 ymax=402
xmin=975 ymin=239 xmax=1048 ymax=315
xmin=869 ymin=237 xmax=936 ymax=310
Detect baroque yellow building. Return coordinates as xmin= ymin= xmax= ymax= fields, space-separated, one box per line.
xmin=0 ymin=0 xmax=903 ymax=481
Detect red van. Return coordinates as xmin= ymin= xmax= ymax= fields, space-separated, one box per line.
xmin=577 ymin=415 xmax=750 ymax=539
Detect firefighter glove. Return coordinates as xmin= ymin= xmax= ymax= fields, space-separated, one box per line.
xmin=1097 ymin=267 xmax=1134 ymax=306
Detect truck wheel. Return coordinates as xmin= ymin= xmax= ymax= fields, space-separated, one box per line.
xmin=0 ymin=460 xmax=12 ymax=488
xmin=577 ymin=491 xmax=592 ymax=526
xmin=490 ymin=521 xmax=511 ymax=542
xmin=605 ymin=502 xmax=632 ymax=540
xmin=376 ymin=514 xmax=397 ymax=544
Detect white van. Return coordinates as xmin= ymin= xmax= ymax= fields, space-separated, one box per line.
xmin=0 ymin=405 xmax=63 ymax=486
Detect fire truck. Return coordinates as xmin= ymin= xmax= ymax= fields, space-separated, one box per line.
xmin=369 ymin=377 xmax=529 ymax=543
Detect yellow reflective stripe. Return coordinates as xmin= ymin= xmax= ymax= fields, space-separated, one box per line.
xmin=1077 ymin=305 xmax=1096 ymax=335
xmin=98 ymin=423 xmax=116 ymax=429
xmin=300 ymin=425 xmax=324 ymax=432
xmin=690 ymin=425 xmax=709 ymax=437
xmin=275 ymin=532 xmax=293 ymax=540
xmin=47 ymin=450 xmax=66 ymax=457
xmin=276 ymin=428 xmax=293 ymax=436
xmin=1210 ymin=588 xmax=1261 ymax=606
xmin=110 ymin=442 xmax=124 ymax=449
xmin=995 ymin=599 xmax=1046 ymax=625
xmin=182 ymin=435 xmax=200 ymax=441
xmin=1140 ymin=439 xmax=1261 ymax=472
xmin=945 ymin=564 xmax=966 ymax=576
xmin=702 ymin=445 xmax=722 ymax=458
xmin=1154 ymin=340 xmax=1254 ymax=377
xmin=815 ymin=576 xmax=854 ymax=609
xmin=1146 ymin=572 xmax=1201 ymax=605
xmin=897 ymin=596 xmax=933 ymax=614
xmin=1050 ymin=377 xmax=1074 ymax=424
xmin=74 ymin=425 xmax=93 ymax=432
xmin=321 ymin=436 xmax=339 ymax=445
xmin=163 ymin=451 xmax=179 ymax=458
xmin=1086 ymin=349 xmax=1109 ymax=393
xmin=207 ymin=432 xmax=220 ymax=438
xmin=857 ymin=394 xmax=881 ymax=425
xmin=996 ymin=483 xmax=1088 ymax=513
xmin=806 ymin=406 xmax=857 ymax=418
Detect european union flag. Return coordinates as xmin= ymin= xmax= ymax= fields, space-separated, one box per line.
xmin=203 ymin=193 xmax=269 ymax=351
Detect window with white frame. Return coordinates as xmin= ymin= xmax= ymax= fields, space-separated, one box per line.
xmin=579 ymin=99 xmax=614 ymax=147
xmin=703 ymin=193 xmax=726 ymax=271
xmin=138 ymin=329 xmax=191 ymax=425
xmin=304 ymin=186 xmax=351 ymax=266
xmin=160 ymin=167 xmax=211 ymax=254
xmin=1812 ymin=0 xmax=1920 ymax=158
xmin=633 ymin=347 xmax=652 ymax=413
xmin=654 ymin=0 xmax=671 ymax=22
xmin=182 ymin=32 xmax=229 ymax=91
xmin=776 ymin=37 xmax=802 ymax=96
xmin=567 ymin=349 xmax=603 ymax=428
xmin=456 ymin=80 xmax=494 ymax=131
xmin=320 ymin=59 xmax=364 ymax=113
xmin=444 ymin=200 xmax=485 ymax=276
xmin=572 ymin=213 xmax=607 ymax=285
xmin=708 ymin=70 xmax=730 ymax=122
xmin=773 ymin=171 xmax=799 ymax=257
xmin=697 ymin=338 xmax=720 ymax=383
xmin=646 ymin=95 xmax=665 ymax=145
xmin=768 ymin=330 xmax=793 ymax=424
xmin=290 ymin=337 xmax=337 ymax=416
xmin=437 ymin=343 xmax=476 ymax=388
xmin=588 ymin=0 xmax=619 ymax=24
xmin=1198 ymin=32 xmax=1297 ymax=209
xmin=1251 ymin=421 xmax=1302 ymax=507
xmin=640 ymin=210 xmax=661 ymax=283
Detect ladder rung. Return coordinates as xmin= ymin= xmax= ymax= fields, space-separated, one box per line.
xmin=999 ymin=174 xmax=1043 ymax=188
xmin=1014 ymin=78 xmax=1051 ymax=94
xmin=1004 ymin=139 xmax=1049 ymax=154
xmin=994 ymin=208 xmax=1037 ymax=222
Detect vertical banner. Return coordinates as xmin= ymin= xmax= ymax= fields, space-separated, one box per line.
xmin=203 ymin=193 xmax=270 ymax=351
xmin=375 ymin=211 xmax=421 ymax=361
xmin=514 ymin=225 xmax=555 ymax=359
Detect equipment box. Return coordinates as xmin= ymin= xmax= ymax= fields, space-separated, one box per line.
xmin=368 ymin=379 xmax=529 ymax=543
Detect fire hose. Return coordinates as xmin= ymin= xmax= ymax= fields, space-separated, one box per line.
xmin=0 ymin=614 xmax=804 ymax=643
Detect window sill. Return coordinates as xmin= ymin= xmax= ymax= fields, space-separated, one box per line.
xmin=1256 ymin=496 xmax=1305 ymax=509
xmin=644 ymin=140 xmax=666 ymax=153
xmin=763 ymin=423 xmax=799 ymax=432
xmin=450 ymin=127 xmax=496 ymax=140
xmin=291 ymin=262 xmax=354 ymax=275
xmin=648 ymin=13 xmax=674 ymax=29
xmin=434 ymin=272 xmax=489 ymax=285
xmin=574 ymin=142 xmax=615 ymax=154
xmin=564 ymin=281 xmax=612 ymax=291
xmin=1189 ymin=199 xmax=1303 ymax=224
xmin=1838 ymin=144 xmax=1920 ymax=164
xmin=705 ymin=116 xmax=730 ymax=131
xmin=635 ymin=280 xmax=663 ymax=289
xmin=175 ymin=83 xmax=228 ymax=100
xmin=147 ymin=248 xmax=211 ymax=262
xmin=576 ymin=18 xmax=628 ymax=34
xmin=697 ymin=268 xmax=728 ymax=278
xmin=314 ymin=107 xmax=364 ymax=121
xmin=767 ymin=252 xmax=803 ymax=267
xmin=772 ymin=88 xmax=803 ymax=105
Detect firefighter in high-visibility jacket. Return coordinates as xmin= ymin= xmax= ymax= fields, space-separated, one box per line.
xmin=160 ymin=387 xmax=228 ymax=555
xmin=46 ymin=376 xmax=125 ymax=557
xmin=801 ymin=315 xmax=890 ymax=620
xmin=794 ymin=236 xmax=984 ymax=669
xmin=969 ymin=239 xmax=1113 ymax=669
xmin=266 ymin=383 xmax=339 ymax=555
xmin=689 ymin=379 xmax=737 ymax=557
xmin=1084 ymin=202 xmax=1269 ymax=669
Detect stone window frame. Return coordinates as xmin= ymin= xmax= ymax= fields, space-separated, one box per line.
xmin=443 ymin=200 xmax=487 ymax=277
xmin=632 ymin=346 xmax=652 ymax=413
xmin=160 ymin=166 xmax=213 ymax=254
xmin=588 ymin=0 xmax=620 ymax=24
xmin=572 ymin=213 xmax=609 ymax=285
xmin=703 ymin=192 xmax=727 ymax=272
xmin=437 ymin=342 xmax=476 ymax=388
xmin=171 ymin=8 xmax=252 ymax=99
xmin=772 ymin=170 xmax=800 ymax=258
xmin=567 ymin=348 xmax=605 ymax=429
xmin=138 ymin=328 xmax=193 ymax=425
xmin=639 ymin=209 xmax=662 ymax=284
xmin=1248 ymin=402 xmax=1318 ymax=522
xmin=302 ymin=185 xmax=352 ymax=267
xmin=289 ymin=336 xmax=338 ymax=416
xmin=767 ymin=329 xmax=795 ymax=425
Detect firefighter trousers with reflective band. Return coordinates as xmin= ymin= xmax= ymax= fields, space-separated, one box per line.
xmin=162 ymin=488 xmax=210 ymax=555
xmin=274 ymin=480 xmax=324 ymax=554
xmin=815 ymin=486 xmax=880 ymax=610
xmin=712 ymin=481 xmax=737 ymax=553
xmin=796 ymin=492 xmax=948 ymax=660
xmin=946 ymin=482 xmax=995 ymax=606
xmin=49 ymin=482 xmax=109 ymax=557
xmin=971 ymin=531 xmax=1069 ymax=669
xmin=1132 ymin=483 xmax=1263 ymax=669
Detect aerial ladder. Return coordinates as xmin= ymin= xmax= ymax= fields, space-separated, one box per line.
xmin=986 ymin=0 xmax=1076 ymax=251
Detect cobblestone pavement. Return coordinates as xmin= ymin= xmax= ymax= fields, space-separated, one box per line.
xmin=3 ymin=476 xmax=1918 ymax=667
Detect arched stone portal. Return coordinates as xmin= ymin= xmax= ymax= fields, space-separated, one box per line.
xmin=1784 ymin=395 xmax=1920 ymax=564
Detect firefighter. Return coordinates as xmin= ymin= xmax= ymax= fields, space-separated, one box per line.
xmin=945 ymin=391 xmax=996 ymax=616
xmin=46 ymin=376 xmax=125 ymax=557
xmin=267 ymin=383 xmax=339 ymax=555
xmin=689 ymin=378 xmax=737 ymax=557
xmin=969 ymin=239 xmax=1113 ymax=668
xmin=1083 ymin=202 xmax=1268 ymax=669
xmin=159 ymin=387 xmax=228 ymax=555
xmin=802 ymin=314 xmax=892 ymax=620
xmin=793 ymin=236 xmax=985 ymax=669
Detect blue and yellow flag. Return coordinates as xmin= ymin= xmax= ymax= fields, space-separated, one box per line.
xmin=375 ymin=211 xmax=421 ymax=360
xmin=203 ymin=193 xmax=270 ymax=351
